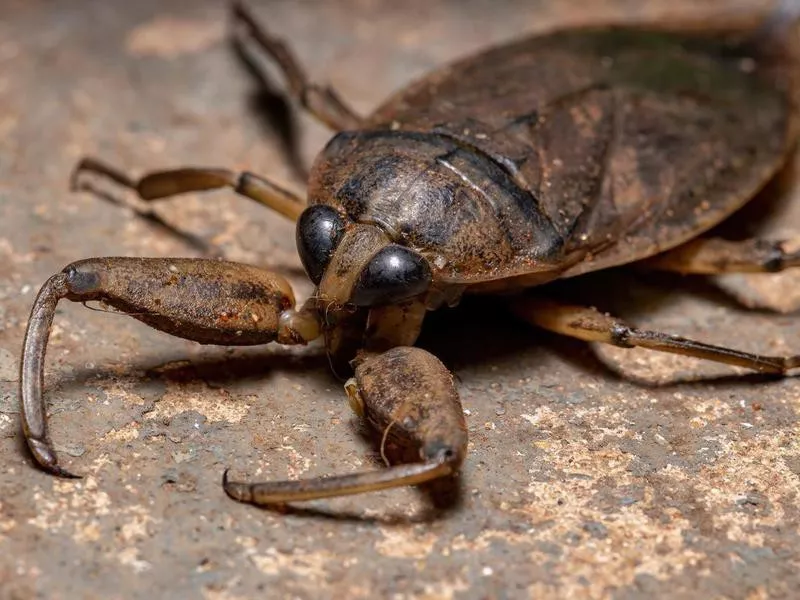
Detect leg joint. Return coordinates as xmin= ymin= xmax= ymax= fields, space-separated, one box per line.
xmin=63 ymin=262 xmax=101 ymax=295
xmin=610 ymin=323 xmax=635 ymax=348
xmin=763 ymin=241 xmax=786 ymax=272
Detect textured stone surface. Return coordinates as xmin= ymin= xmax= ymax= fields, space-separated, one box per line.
xmin=1 ymin=1 xmax=800 ymax=598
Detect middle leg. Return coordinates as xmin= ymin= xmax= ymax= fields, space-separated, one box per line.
xmin=71 ymin=157 xmax=306 ymax=221
xmin=512 ymin=297 xmax=800 ymax=374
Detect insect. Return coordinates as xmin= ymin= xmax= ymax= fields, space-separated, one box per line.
xmin=19 ymin=1 xmax=800 ymax=507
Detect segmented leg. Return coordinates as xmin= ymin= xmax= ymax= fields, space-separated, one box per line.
xmin=231 ymin=1 xmax=364 ymax=131
xmin=223 ymin=346 xmax=467 ymax=504
xmin=512 ymin=297 xmax=800 ymax=374
xmin=20 ymin=257 xmax=322 ymax=478
xmin=642 ymin=237 xmax=800 ymax=274
xmin=70 ymin=157 xmax=305 ymax=221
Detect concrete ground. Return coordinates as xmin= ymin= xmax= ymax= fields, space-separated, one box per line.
xmin=2 ymin=0 xmax=800 ymax=598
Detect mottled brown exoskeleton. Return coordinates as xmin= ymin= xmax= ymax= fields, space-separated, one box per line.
xmin=19 ymin=1 xmax=800 ymax=506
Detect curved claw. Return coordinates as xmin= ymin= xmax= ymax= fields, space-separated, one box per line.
xmin=27 ymin=438 xmax=81 ymax=479
xmin=20 ymin=273 xmax=70 ymax=477
xmin=222 ymin=458 xmax=455 ymax=505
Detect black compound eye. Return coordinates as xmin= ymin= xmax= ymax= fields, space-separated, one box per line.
xmin=296 ymin=205 xmax=346 ymax=284
xmin=351 ymin=245 xmax=432 ymax=307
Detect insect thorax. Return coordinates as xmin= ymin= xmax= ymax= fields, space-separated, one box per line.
xmin=307 ymin=129 xmax=564 ymax=284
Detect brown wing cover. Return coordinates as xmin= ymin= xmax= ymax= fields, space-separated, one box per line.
xmin=368 ymin=28 xmax=797 ymax=285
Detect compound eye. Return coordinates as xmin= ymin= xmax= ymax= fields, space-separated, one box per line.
xmin=296 ymin=205 xmax=346 ymax=284
xmin=351 ymin=245 xmax=432 ymax=307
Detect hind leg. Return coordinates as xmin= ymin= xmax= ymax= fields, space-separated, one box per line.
xmin=642 ymin=237 xmax=800 ymax=274
xmin=231 ymin=1 xmax=363 ymax=131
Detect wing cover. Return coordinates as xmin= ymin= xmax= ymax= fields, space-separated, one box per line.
xmin=368 ymin=28 xmax=797 ymax=283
